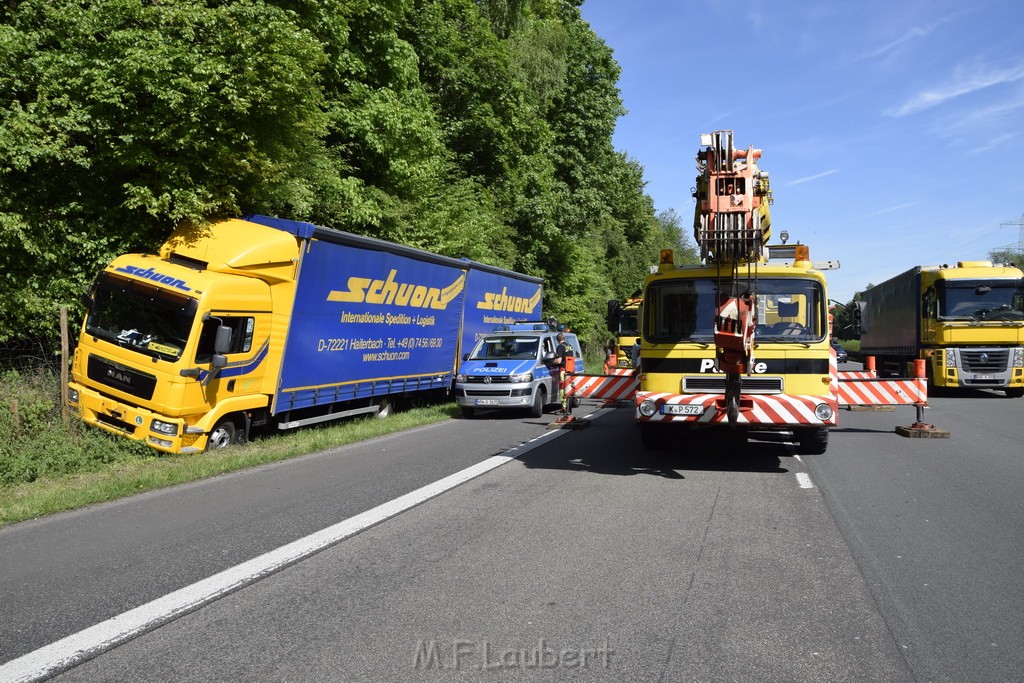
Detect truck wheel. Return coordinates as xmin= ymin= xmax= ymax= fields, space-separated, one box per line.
xmin=1005 ymin=387 xmax=1024 ymax=398
xmin=640 ymin=423 xmax=671 ymax=451
xmin=461 ymin=407 xmax=475 ymax=419
xmin=796 ymin=427 xmax=828 ymax=455
xmin=530 ymin=387 xmax=545 ymax=418
xmin=376 ymin=398 xmax=392 ymax=418
xmin=207 ymin=418 xmax=236 ymax=450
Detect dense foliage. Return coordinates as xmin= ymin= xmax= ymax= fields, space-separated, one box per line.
xmin=0 ymin=0 xmax=690 ymax=346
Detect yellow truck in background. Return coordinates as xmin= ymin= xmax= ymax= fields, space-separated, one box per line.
xmin=858 ymin=261 xmax=1024 ymax=396
xmin=605 ymin=294 xmax=642 ymax=368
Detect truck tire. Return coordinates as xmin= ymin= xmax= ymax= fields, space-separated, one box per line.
xmin=461 ymin=406 xmax=475 ymax=418
xmin=376 ymin=398 xmax=393 ymax=418
xmin=796 ymin=427 xmax=828 ymax=455
xmin=207 ymin=418 xmax=237 ymax=450
xmin=530 ymin=387 xmax=545 ymax=418
xmin=1005 ymin=387 xmax=1024 ymax=398
xmin=640 ymin=423 xmax=671 ymax=451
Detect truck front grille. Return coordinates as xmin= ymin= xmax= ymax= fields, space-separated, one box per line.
xmin=683 ymin=376 xmax=784 ymax=394
xmin=961 ymin=349 xmax=1009 ymax=373
xmin=87 ymin=355 xmax=157 ymax=400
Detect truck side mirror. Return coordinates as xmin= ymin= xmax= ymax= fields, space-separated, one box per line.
xmin=851 ymin=301 xmax=867 ymax=334
xmin=606 ymin=300 xmax=620 ymax=333
xmin=211 ymin=353 xmax=228 ymax=369
xmin=214 ymin=325 xmax=232 ymax=355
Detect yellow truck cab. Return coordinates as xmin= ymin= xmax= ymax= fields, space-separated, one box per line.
xmin=859 ymin=261 xmax=1024 ymax=396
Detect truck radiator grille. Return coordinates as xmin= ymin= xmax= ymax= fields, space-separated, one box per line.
xmin=961 ymin=349 xmax=1009 ymax=373
xmin=87 ymin=355 xmax=157 ymax=400
xmin=683 ymin=376 xmax=784 ymax=394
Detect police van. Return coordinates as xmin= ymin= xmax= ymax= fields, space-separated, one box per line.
xmin=454 ymin=322 xmax=584 ymax=418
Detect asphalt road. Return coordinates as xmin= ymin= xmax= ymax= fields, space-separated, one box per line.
xmin=3 ymin=381 xmax=1023 ymax=681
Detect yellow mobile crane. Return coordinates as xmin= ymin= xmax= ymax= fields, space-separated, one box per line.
xmin=634 ymin=131 xmax=839 ymax=453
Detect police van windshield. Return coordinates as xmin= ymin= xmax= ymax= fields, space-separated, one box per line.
xmin=644 ymin=277 xmax=825 ymax=344
xmin=471 ymin=336 xmax=541 ymax=360
xmin=85 ymin=273 xmax=198 ymax=361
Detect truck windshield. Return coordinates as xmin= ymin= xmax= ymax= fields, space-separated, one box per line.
xmin=937 ymin=280 xmax=1024 ymax=321
xmin=85 ymin=272 xmax=198 ymax=361
xmin=643 ymin=277 xmax=826 ymax=344
xmin=471 ymin=336 xmax=540 ymax=360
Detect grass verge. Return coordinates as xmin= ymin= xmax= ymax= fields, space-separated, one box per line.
xmin=0 ymin=403 xmax=459 ymax=528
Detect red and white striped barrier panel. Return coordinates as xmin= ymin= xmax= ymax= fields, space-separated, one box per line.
xmin=635 ymin=391 xmax=839 ymax=426
xmin=838 ymin=377 xmax=926 ymax=405
xmin=838 ymin=371 xmax=878 ymax=380
xmin=837 ymin=356 xmax=927 ymax=406
xmin=565 ymin=372 xmax=639 ymax=401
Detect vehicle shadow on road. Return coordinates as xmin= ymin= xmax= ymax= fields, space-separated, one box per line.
xmin=518 ymin=444 xmax=686 ymax=479
xmin=657 ymin=435 xmax=791 ymax=474
xmin=517 ymin=412 xmax=790 ymax=477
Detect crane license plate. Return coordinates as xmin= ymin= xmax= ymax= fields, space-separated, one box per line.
xmin=662 ymin=404 xmax=704 ymax=416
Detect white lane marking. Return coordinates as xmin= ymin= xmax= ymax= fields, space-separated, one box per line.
xmin=796 ymin=472 xmax=814 ymax=489
xmin=0 ymin=410 xmax=607 ymax=683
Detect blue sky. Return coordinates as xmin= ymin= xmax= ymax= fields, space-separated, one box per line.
xmin=578 ymin=0 xmax=1024 ymax=303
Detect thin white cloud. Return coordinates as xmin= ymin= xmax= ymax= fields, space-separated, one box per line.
xmin=857 ymin=202 xmax=921 ymax=219
xmin=888 ymin=60 xmax=1024 ymax=117
xmin=787 ymin=169 xmax=839 ymax=186
xmin=853 ymin=12 xmax=963 ymax=63
xmin=966 ymin=131 xmax=1022 ymax=155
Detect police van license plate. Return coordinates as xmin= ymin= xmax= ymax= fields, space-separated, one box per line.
xmin=475 ymin=399 xmax=499 ymax=406
xmin=663 ymin=404 xmax=704 ymax=416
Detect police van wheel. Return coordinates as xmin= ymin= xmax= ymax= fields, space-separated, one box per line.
xmin=461 ymin=407 xmax=475 ymax=419
xmin=530 ymin=387 xmax=545 ymax=418
xmin=207 ymin=419 xmax=236 ymax=450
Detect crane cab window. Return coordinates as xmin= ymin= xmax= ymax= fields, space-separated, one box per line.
xmin=644 ymin=277 xmax=825 ymax=343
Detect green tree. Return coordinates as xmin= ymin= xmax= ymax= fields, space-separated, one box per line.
xmin=0 ymin=0 xmax=333 ymax=341
xmin=989 ymin=247 xmax=1024 ymax=267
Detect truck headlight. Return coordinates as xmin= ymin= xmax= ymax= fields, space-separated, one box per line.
xmin=639 ymin=399 xmax=658 ymax=417
xmin=1014 ymin=348 xmax=1024 ymax=368
xmin=150 ymin=419 xmax=178 ymax=436
xmin=510 ymin=372 xmax=533 ymax=383
xmin=67 ymin=388 xmax=79 ymax=404
xmin=814 ymin=403 xmax=834 ymax=421
xmin=945 ymin=349 xmax=957 ymax=368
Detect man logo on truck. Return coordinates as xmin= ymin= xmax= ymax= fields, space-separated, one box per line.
xmin=328 ymin=270 xmax=464 ymax=310
xmin=476 ymin=286 xmax=542 ymax=315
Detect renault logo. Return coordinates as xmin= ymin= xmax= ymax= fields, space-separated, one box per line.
xmin=980 ymin=352 xmax=990 ymax=364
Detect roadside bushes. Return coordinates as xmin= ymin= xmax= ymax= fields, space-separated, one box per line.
xmin=0 ymin=369 xmax=148 ymax=485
